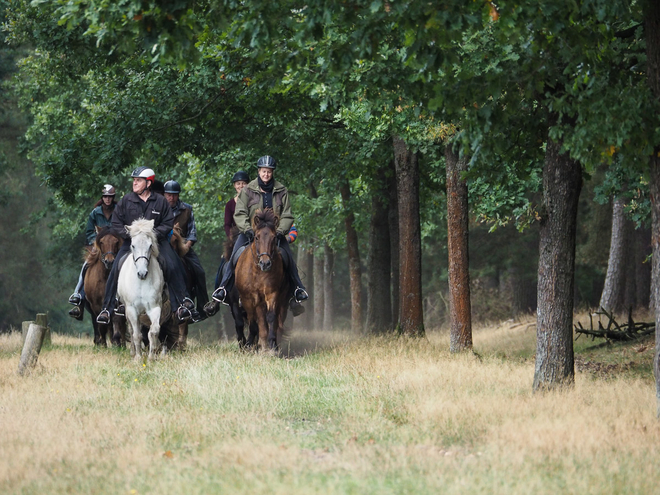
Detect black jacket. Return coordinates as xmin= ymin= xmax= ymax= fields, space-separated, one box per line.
xmin=111 ymin=191 xmax=174 ymax=242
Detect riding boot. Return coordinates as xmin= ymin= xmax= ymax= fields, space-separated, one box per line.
xmin=68 ymin=262 xmax=88 ymax=305
xmin=68 ymin=304 xmax=84 ymax=321
xmin=213 ymin=234 xmax=247 ymax=304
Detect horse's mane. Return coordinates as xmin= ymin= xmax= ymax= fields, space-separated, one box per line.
xmin=85 ymin=227 xmax=114 ymax=264
xmin=127 ymin=218 xmax=159 ymax=258
xmin=251 ymin=208 xmax=279 ymax=232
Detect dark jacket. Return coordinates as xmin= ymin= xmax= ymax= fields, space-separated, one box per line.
xmin=85 ymin=205 xmax=114 ymax=245
xmin=111 ymin=191 xmax=174 ymax=242
xmin=171 ymin=200 xmax=197 ymax=244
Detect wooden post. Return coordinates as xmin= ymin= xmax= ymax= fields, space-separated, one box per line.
xmin=18 ymin=322 xmax=47 ymax=376
xmin=36 ymin=313 xmax=51 ymax=346
xmin=21 ymin=321 xmax=35 ymax=343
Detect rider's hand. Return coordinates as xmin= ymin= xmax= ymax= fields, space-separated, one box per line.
xmin=245 ymin=229 xmax=254 ymax=242
xmin=277 ymin=232 xmax=288 ymax=244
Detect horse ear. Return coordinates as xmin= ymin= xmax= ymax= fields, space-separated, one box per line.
xmin=124 ymin=225 xmax=131 ymax=235
xmin=96 ymin=225 xmax=102 ymax=233
xmin=253 ymin=215 xmax=261 ymax=229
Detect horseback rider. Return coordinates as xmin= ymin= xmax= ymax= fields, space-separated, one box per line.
xmin=163 ymin=179 xmax=209 ymax=320
xmin=211 ymin=155 xmax=309 ymax=314
xmin=96 ymin=166 xmax=200 ymax=324
xmin=224 ymin=170 xmax=250 ymax=239
xmin=68 ymin=184 xmax=117 ymax=319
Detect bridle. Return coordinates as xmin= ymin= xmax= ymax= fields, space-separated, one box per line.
xmin=101 ymin=249 xmax=117 ymax=268
xmin=251 ymin=240 xmax=273 ymax=266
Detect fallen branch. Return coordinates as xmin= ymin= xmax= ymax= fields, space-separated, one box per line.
xmin=574 ymin=307 xmax=654 ymax=342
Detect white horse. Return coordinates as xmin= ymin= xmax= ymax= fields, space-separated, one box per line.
xmin=117 ymin=218 xmax=164 ymax=362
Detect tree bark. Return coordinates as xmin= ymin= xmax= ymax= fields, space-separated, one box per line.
xmin=388 ymin=160 xmax=400 ymax=327
xmin=646 ymin=0 xmax=660 ymax=416
xmin=323 ymin=243 xmax=334 ymax=331
xmin=599 ymin=196 xmax=629 ymax=313
xmin=635 ymin=226 xmax=652 ymax=310
xmin=340 ymin=180 xmax=363 ymax=332
xmin=296 ymin=245 xmax=313 ymax=329
xmin=445 ymin=146 xmax=473 ymax=352
xmin=533 ymin=131 xmax=582 ymax=392
xmin=393 ymin=136 xmax=424 ymax=336
xmin=313 ymin=247 xmax=324 ymax=331
xmin=366 ymin=175 xmax=392 ymax=333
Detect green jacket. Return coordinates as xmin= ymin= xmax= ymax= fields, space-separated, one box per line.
xmin=234 ymin=179 xmax=294 ymax=235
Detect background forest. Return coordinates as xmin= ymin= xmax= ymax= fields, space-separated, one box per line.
xmin=0 ymin=0 xmax=654 ymax=348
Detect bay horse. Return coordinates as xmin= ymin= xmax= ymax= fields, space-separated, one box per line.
xmin=83 ymin=227 xmax=122 ymax=347
xmin=235 ymin=209 xmax=289 ymax=352
xmin=117 ymin=218 xmax=165 ymax=362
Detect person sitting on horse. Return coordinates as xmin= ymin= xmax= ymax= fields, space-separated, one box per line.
xmin=224 ymin=170 xmax=300 ymax=243
xmin=212 ymin=155 xmax=309 ymax=313
xmin=163 ymin=179 xmax=209 ymax=320
xmin=96 ymin=166 xmax=200 ymax=324
xmin=68 ymin=184 xmax=117 ymax=319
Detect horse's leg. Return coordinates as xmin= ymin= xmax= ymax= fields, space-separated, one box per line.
xmin=266 ymin=305 xmax=277 ymax=350
xmin=230 ymin=302 xmax=246 ymax=347
xmin=146 ymin=307 xmax=162 ymax=361
xmin=177 ymin=322 xmax=188 ymax=351
xmin=126 ymin=308 xmax=142 ymax=362
xmin=255 ymin=305 xmax=269 ymax=352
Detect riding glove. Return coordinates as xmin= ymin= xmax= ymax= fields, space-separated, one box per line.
xmin=245 ymin=229 xmax=255 ymax=242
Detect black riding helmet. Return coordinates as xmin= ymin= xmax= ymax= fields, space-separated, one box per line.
xmin=163 ymin=180 xmax=182 ymax=194
xmin=232 ymin=170 xmax=250 ymax=183
xmin=256 ymin=155 xmax=276 ymax=169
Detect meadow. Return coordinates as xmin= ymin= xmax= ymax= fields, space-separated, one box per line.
xmin=1 ymin=316 xmax=658 ymax=494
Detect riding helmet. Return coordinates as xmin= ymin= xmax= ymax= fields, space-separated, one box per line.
xmin=131 ymin=166 xmax=156 ymax=183
xmin=163 ymin=180 xmax=182 ymax=194
xmin=256 ymin=155 xmax=277 ymax=169
xmin=232 ymin=170 xmax=250 ymax=183
xmin=101 ymin=184 xmax=116 ymax=196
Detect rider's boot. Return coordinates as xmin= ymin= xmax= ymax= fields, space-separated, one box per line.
xmin=204 ymin=300 xmax=220 ymax=317
xmin=114 ymin=301 xmax=125 ymax=317
xmin=294 ymin=287 xmax=309 ymax=303
xmin=176 ymin=297 xmax=197 ymax=323
xmin=289 ymin=299 xmax=305 ymax=317
xmin=68 ymin=293 xmax=82 ymax=305
xmin=97 ymin=309 xmax=111 ymax=325
xmin=68 ymin=305 xmax=84 ymax=320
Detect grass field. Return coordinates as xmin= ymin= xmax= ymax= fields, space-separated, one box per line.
xmin=1 ymin=315 xmax=659 ymax=494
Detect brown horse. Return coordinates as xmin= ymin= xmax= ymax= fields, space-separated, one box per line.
xmin=83 ymin=227 xmax=122 ymax=346
xmin=235 ymin=209 xmax=289 ymax=351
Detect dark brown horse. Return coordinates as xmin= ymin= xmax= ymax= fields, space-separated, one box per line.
xmin=83 ymin=227 xmax=122 ymax=346
xmin=235 ymin=209 xmax=289 ymax=351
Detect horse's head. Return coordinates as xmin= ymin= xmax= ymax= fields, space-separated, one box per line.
xmin=126 ymin=218 xmax=159 ymax=280
xmin=96 ymin=228 xmax=120 ymax=270
xmin=252 ymin=209 xmax=280 ymax=272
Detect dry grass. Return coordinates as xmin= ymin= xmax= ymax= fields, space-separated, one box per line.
xmin=1 ymin=322 xmax=659 ymax=494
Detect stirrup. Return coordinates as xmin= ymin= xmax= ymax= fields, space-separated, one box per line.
xmin=212 ymin=287 xmax=229 ymax=306
xmin=68 ymin=293 xmax=81 ymax=305
xmin=114 ymin=304 xmax=125 ymax=317
xmin=176 ymin=305 xmax=192 ymax=322
xmin=96 ymin=309 xmax=110 ymax=324
xmin=294 ymin=287 xmax=309 ymax=303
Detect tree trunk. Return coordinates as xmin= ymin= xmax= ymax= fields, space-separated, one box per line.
xmin=388 ymin=160 xmax=400 ymax=327
xmin=340 ymin=180 xmax=363 ymax=332
xmin=646 ymin=0 xmax=660 ymax=416
xmin=635 ymin=226 xmax=652 ymax=310
xmin=323 ymin=243 xmax=334 ymax=331
xmin=366 ymin=175 xmax=392 ymax=334
xmin=313 ymin=247 xmax=324 ymax=331
xmin=599 ymin=196 xmax=628 ymax=313
xmin=533 ymin=131 xmax=582 ymax=392
xmin=296 ymin=245 xmax=313 ymax=329
xmin=445 ymin=146 xmax=472 ymax=352
xmin=393 ymin=136 xmax=424 ymax=336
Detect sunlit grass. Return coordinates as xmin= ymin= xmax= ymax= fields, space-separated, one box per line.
xmin=1 ymin=318 xmax=658 ymax=494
